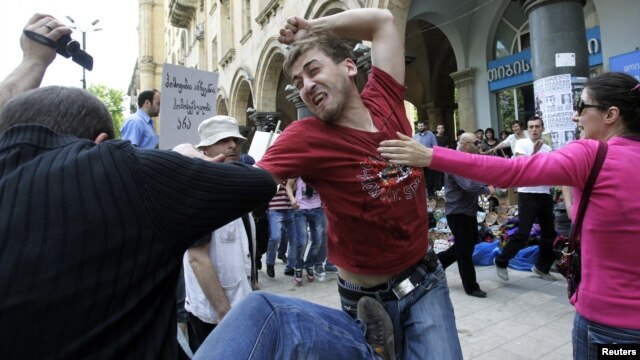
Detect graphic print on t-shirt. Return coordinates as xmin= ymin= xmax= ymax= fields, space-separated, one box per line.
xmin=357 ymin=155 xmax=422 ymax=203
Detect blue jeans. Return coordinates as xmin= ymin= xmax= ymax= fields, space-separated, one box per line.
xmin=294 ymin=207 xmax=326 ymax=270
xmin=573 ymin=312 xmax=640 ymax=359
xmin=339 ymin=264 xmax=463 ymax=360
xmin=193 ymin=292 xmax=377 ymax=359
xmin=266 ymin=209 xmax=297 ymax=267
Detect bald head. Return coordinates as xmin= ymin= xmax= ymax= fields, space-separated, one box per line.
xmin=457 ymin=132 xmax=480 ymax=153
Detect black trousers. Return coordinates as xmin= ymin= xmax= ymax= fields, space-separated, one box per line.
xmin=187 ymin=313 xmax=216 ymax=353
xmin=495 ymin=192 xmax=556 ymax=272
xmin=439 ymin=213 xmax=481 ymax=294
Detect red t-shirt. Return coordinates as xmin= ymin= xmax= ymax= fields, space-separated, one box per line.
xmin=258 ymin=67 xmax=427 ymax=275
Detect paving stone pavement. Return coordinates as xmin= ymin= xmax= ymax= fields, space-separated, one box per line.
xmin=258 ymin=257 xmax=574 ymax=359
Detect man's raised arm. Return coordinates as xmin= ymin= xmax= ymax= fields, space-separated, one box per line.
xmin=278 ymin=8 xmax=404 ymax=84
xmin=0 ymin=14 xmax=72 ymax=111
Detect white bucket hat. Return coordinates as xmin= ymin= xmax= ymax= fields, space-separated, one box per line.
xmin=196 ymin=115 xmax=247 ymax=149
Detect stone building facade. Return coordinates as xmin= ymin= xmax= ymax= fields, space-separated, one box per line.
xmin=131 ymin=0 xmax=640 ymax=141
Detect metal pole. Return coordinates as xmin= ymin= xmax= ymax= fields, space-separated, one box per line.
xmin=82 ymin=31 xmax=86 ymax=89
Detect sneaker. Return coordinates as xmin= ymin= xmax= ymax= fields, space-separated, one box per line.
xmin=316 ymin=271 xmax=327 ymax=282
xmin=305 ymin=268 xmax=315 ymax=282
xmin=266 ymin=265 xmax=275 ymax=278
xmin=277 ymin=254 xmax=288 ymax=264
xmin=494 ymin=258 xmax=509 ymax=281
xmin=356 ymin=297 xmax=395 ymax=360
xmin=532 ymin=266 xmax=557 ymax=281
xmin=284 ymin=267 xmax=294 ymax=276
xmin=314 ymin=265 xmax=325 ymax=274
xmin=293 ymin=269 xmax=303 ymax=286
xmin=324 ymin=264 xmax=339 ymax=273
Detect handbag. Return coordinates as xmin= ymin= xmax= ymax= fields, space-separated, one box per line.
xmin=554 ymin=140 xmax=608 ymax=299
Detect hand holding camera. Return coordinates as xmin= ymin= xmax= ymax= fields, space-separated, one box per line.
xmin=23 ymin=30 xmax=94 ymax=71
xmin=21 ymin=14 xmax=93 ymax=71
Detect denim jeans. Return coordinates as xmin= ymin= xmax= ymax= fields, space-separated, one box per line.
xmin=293 ymin=207 xmax=326 ymax=270
xmin=266 ymin=209 xmax=297 ymax=268
xmin=338 ymin=264 xmax=463 ymax=360
xmin=193 ymin=292 xmax=377 ymax=360
xmin=573 ymin=312 xmax=640 ymax=359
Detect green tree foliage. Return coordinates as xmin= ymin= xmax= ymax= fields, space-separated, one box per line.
xmin=88 ymin=84 xmax=125 ymax=138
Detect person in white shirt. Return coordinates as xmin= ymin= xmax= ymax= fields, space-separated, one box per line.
xmin=492 ymin=116 xmax=557 ymax=282
xmin=183 ymin=116 xmax=256 ymax=350
xmin=490 ymin=120 xmax=529 ymax=157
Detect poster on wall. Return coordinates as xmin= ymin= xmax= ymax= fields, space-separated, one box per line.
xmin=533 ymin=74 xmax=575 ymax=149
xmin=159 ymin=63 xmax=219 ymax=150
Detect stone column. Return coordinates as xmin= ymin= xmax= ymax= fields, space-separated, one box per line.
xmin=285 ymin=90 xmax=312 ymax=120
xmin=521 ymin=0 xmax=589 ymax=80
xmin=450 ymin=68 xmax=477 ymax=133
xmin=139 ymin=0 xmax=156 ymax=91
xmin=423 ymin=103 xmax=443 ymax=131
xmin=249 ymin=112 xmax=281 ymax=132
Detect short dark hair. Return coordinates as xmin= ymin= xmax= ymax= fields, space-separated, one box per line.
xmin=137 ymin=89 xmax=159 ymax=108
xmin=475 ymin=129 xmax=484 ymax=133
xmin=282 ymin=31 xmax=354 ymax=81
xmin=0 ymin=86 xmax=115 ymax=140
xmin=510 ymin=120 xmax=524 ymax=129
xmin=527 ymin=115 xmax=544 ymax=128
xmin=585 ymin=72 xmax=640 ymax=134
xmin=485 ymin=127 xmax=495 ymax=135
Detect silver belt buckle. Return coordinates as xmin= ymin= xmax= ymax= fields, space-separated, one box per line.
xmin=392 ymin=277 xmax=415 ymax=299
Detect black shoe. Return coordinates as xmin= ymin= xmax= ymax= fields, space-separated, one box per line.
xmin=277 ymin=254 xmax=288 ymax=263
xmin=357 ymin=297 xmax=395 ymax=360
xmin=266 ymin=265 xmax=275 ymax=278
xmin=467 ymin=289 xmax=487 ymax=298
xmin=283 ymin=267 xmax=294 ymax=276
xmin=256 ymin=258 xmax=262 ymax=271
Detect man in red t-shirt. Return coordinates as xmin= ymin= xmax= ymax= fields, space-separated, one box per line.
xmin=256 ymin=8 xmax=462 ymax=360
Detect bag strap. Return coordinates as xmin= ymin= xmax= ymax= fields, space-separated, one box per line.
xmin=567 ymin=140 xmax=608 ymax=252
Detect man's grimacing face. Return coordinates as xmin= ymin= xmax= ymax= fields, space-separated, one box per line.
xmin=291 ymin=48 xmax=353 ymax=123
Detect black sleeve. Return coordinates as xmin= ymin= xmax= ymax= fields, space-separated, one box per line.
xmin=127 ymin=148 xmax=277 ymax=250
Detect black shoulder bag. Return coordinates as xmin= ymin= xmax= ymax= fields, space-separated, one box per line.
xmin=555 ymin=140 xmax=608 ymax=299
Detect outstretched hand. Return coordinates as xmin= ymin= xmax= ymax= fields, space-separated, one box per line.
xmin=378 ymin=132 xmax=433 ymax=168
xmin=278 ymin=16 xmax=311 ymax=45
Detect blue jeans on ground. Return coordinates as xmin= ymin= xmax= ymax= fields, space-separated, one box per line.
xmin=266 ymin=209 xmax=297 ymax=267
xmin=338 ymin=264 xmax=463 ymax=360
xmin=294 ymin=207 xmax=325 ymax=270
xmin=193 ymin=292 xmax=377 ymax=360
xmin=573 ymin=312 xmax=640 ymax=359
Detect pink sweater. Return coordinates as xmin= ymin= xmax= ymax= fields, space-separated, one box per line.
xmin=431 ymin=137 xmax=640 ymax=329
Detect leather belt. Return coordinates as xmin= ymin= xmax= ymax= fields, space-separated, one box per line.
xmin=338 ymin=249 xmax=439 ymax=303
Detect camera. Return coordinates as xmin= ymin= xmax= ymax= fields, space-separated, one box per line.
xmin=23 ymin=30 xmax=94 ymax=71
xmin=54 ymin=34 xmax=93 ymax=71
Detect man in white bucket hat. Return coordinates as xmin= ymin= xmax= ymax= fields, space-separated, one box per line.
xmin=182 ymin=115 xmax=256 ymax=350
xmin=195 ymin=115 xmax=247 ymax=162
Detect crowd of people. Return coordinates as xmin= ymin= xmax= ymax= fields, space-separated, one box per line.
xmin=1 ymin=8 xmax=639 ymax=360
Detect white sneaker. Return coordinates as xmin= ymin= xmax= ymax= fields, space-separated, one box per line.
xmin=494 ymin=258 xmax=509 ymax=281
xmin=532 ymin=266 xmax=556 ymax=281
xmin=316 ymin=272 xmax=327 ymax=282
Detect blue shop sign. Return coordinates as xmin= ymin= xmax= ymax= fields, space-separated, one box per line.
xmin=488 ymin=26 xmax=602 ymax=92
xmin=610 ymin=50 xmax=640 ymax=81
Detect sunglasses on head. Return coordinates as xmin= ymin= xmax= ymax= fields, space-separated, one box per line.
xmin=574 ymin=99 xmax=607 ymax=115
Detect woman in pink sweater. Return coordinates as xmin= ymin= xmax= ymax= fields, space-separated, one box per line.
xmin=378 ymin=72 xmax=640 ymax=358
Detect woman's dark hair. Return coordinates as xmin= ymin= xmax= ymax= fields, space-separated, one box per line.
xmin=0 ymin=86 xmax=115 ymax=140
xmin=585 ymin=72 xmax=640 ymax=134
xmin=485 ymin=127 xmax=495 ymax=137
